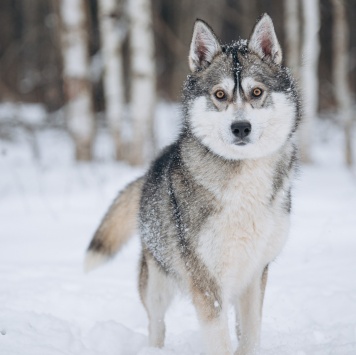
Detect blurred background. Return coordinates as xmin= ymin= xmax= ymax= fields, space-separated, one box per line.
xmin=0 ymin=0 xmax=355 ymax=166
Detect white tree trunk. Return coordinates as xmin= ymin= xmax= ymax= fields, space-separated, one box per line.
xmin=300 ymin=0 xmax=320 ymax=163
xmin=331 ymin=0 xmax=353 ymax=167
xmin=284 ymin=0 xmax=300 ymax=79
xmin=59 ymin=0 xmax=95 ymax=161
xmin=128 ymin=0 xmax=156 ymax=165
xmin=98 ymin=0 xmax=127 ymax=161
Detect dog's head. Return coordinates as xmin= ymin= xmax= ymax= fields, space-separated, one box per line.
xmin=183 ymin=14 xmax=299 ymax=160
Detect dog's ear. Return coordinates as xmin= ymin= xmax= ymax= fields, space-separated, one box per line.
xmin=248 ymin=14 xmax=282 ymax=65
xmin=189 ymin=20 xmax=221 ymax=72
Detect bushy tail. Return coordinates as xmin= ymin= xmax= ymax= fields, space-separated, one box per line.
xmin=84 ymin=176 xmax=144 ymax=272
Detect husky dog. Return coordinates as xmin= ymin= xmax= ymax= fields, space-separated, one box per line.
xmin=85 ymin=14 xmax=300 ymax=355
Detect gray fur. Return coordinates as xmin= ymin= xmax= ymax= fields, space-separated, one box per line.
xmin=86 ymin=14 xmax=300 ymax=355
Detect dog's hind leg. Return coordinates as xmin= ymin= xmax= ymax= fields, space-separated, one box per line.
xmin=139 ymin=252 xmax=174 ymax=348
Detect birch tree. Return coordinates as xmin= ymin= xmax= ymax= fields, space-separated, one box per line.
xmin=59 ymin=0 xmax=95 ymax=161
xmin=284 ymin=0 xmax=300 ymax=79
xmin=128 ymin=0 xmax=156 ymax=165
xmin=331 ymin=0 xmax=353 ymax=167
xmin=98 ymin=0 xmax=127 ymax=161
xmin=300 ymin=0 xmax=320 ymax=163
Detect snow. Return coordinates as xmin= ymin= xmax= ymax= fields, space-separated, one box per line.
xmin=0 ymin=102 xmax=46 ymax=126
xmin=1 ymin=117 xmax=356 ymax=354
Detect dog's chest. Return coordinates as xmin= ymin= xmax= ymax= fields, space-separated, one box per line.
xmin=195 ymin=160 xmax=286 ymax=291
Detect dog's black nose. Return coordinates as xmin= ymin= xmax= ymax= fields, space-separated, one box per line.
xmin=231 ymin=121 xmax=251 ymax=139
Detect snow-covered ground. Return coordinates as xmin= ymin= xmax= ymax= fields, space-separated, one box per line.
xmin=0 ymin=116 xmax=356 ymax=354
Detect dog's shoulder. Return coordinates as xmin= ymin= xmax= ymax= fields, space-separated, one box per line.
xmin=145 ymin=140 xmax=180 ymax=184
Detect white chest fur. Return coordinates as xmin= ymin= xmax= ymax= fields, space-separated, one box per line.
xmin=195 ymin=156 xmax=290 ymax=298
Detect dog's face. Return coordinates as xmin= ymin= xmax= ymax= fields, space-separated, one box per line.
xmin=184 ymin=14 xmax=298 ymax=160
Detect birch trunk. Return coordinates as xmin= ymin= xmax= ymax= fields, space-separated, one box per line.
xmin=128 ymin=0 xmax=156 ymax=165
xmin=98 ymin=0 xmax=127 ymax=161
xmin=331 ymin=0 xmax=353 ymax=167
xmin=284 ymin=0 xmax=300 ymax=79
xmin=300 ymin=0 xmax=320 ymax=163
xmin=59 ymin=0 xmax=95 ymax=161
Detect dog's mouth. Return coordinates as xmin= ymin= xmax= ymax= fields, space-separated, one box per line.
xmin=234 ymin=139 xmax=250 ymax=146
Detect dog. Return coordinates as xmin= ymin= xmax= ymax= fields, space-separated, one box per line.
xmin=85 ymin=14 xmax=300 ymax=355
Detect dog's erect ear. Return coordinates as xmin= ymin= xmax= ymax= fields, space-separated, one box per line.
xmin=189 ymin=20 xmax=221 ymax=72
xmin=248 ymin=14 xmax=282 ymax=65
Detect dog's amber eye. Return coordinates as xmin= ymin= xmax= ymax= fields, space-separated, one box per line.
xmin=215 ymin=90 xmax=226 ymax=100
xmin=252 ymin=88 xmax=263 ymax=97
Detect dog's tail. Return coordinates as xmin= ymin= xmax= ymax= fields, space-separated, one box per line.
xmin=84 ymin=176 xmax=144 ymax=272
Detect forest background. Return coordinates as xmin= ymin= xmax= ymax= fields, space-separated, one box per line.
xmin=0 ymin=0 xmax=354 ymax=166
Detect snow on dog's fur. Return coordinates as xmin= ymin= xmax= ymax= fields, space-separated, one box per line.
xmin=85 ymin=14 xmax=300 ymax=355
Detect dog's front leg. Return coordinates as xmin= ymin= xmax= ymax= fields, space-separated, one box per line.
xmin=191 ymin=285 xmax=233 ymax=355
xmin=235 ymin=266 xmax=268 ymax=355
